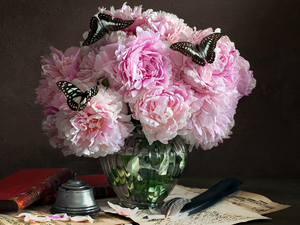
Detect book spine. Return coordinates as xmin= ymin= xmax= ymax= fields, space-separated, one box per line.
xmin=10 ymin=168 xmax=73 ymax=212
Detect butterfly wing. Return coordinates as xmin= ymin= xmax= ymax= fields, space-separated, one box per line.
xmin=67 ymin=96 xmax=82 ymax=111
xmin=107 ymin=17 xmax=134 ymax=31
xmin=88 ymin=85 xmax=99 ymax=97
xmin=170 ymin=42 xmax=196 ymax=57
xmin=170 ymin=42 xmax=206 ymax=66
xmin=57 ymin=81 xmax=98 ymax=111
xmin=198 ymin=32 xmax=222 ymax=64
xmin=78 ymin=86 xmax=99 ymax=111
xmin=57 ymin=81 xmax=83 ymax=111
xmin=83 ymin=13 xmax=134 ymax=45
xmin=191 ymin=54 xmax=206 ymax=66
xmin=98 ymin=13 xmax=132 ymax=31
xmin=82 ymin=16 xmax=107 ymax=46
xmin=204 ymin=49 xmax=216 ymax=64
xmin=97 ymin=13 xmax=113 ymax=22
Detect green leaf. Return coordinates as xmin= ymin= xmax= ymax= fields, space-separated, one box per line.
xmin=127 ymin=155 xmax=140 ymax=176
xmin=102 ymin=78 xmax=109 ymax=88
xmin=178 ymin=151 xmax=187 ymax=170
xmin=158 ymin=144 xmax=171 ymax=175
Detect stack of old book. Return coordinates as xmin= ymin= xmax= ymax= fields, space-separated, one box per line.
xmin=0 ymin=168 xmax=116 ymax=212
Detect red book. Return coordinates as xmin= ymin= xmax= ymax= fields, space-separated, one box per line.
xmin=0 ymin=168 xmax=73 ymax=212
xmin=38 ymin=174 xmax=116 ymax=205
xmin=77 ymin=174 xmax=109 ymax=186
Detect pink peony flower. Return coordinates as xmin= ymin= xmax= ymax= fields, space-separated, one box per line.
xmin=235 ymin=56 xmax=256 ymax=97
xmin=181 ymin=90 xmax=240 ymax=150
xmin=35 ymin=46 xmax=81 ymax=114
xmin=103 ymin=27 xmax=173 ymax=103
xmin=77 ymin=40 xmax=123 ymax=90
xmin=180 ymin=29 xmax=255 ymax=97
xmin=144 ymin=11 xmax=193 ymax=42
xmin=130 ymin=81 xmax=196 ymax=144
xmin=42 ymin=114 xmax=65 ymax=149
xmin=54 ymin=86 xmax=134 ymax=157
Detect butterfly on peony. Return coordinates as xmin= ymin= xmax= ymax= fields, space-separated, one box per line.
xmin=82 ymin=13 xmax=135 ymax=46
xmin=56 ymin=81 xmax=98 ymax=111
xmin=170 ymin=28 xmax=222 ymax=66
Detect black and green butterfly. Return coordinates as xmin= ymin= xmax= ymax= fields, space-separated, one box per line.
xmin=82 ymin=13 xmax=134 ymax=46
xmin=170 ymin=29 xmax=222 ymax=66
xmin=57 ymin=81 xmax=98 ymax=111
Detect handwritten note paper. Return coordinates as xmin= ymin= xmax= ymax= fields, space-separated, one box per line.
xmin=146 ymin=201 xmax=269 ymax=225
xmin=99 ymin=186 xmax=270 ymax=225
xmin=225 ymin=190 xmax=290 ymax=215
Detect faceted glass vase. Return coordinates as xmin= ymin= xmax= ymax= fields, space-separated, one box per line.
xmin=100 ymin=130 xmax=188 ymax=209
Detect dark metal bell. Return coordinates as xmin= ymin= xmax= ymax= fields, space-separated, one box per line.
xmin=50 ymin=172 xmax=101 ymax=216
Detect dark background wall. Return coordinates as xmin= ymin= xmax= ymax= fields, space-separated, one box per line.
xmin=0 ymin=0 xmax=299 ymax=180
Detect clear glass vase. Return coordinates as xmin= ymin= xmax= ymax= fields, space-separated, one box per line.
xmin=100 ymin=129 xmax=188 ymax=209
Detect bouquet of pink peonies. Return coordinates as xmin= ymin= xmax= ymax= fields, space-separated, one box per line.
xmin=35 ymin=3 xmax=256 ymax=158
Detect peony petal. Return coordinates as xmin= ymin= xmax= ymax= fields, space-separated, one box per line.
xmin=46 ymin=213 xmax=70 ymax=221
xmin=17 ymin=213 xmax=51 ymax=222
xmin=108 ymin=201 xmax=139 ymax=216
xmin=71 ymin=215 xmax=94 ymax=223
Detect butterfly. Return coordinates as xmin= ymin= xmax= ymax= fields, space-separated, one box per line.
xmin=170 ymin=29 xmax=222 ymax=66
xmin=82 ymin=13 xmax=135 ymax=46
xmin=56 ymin=81 xmax=98 ymax=111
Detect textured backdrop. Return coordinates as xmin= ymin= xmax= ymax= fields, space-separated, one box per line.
xmin=0 ymin=0 xmax=299 ymax=180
